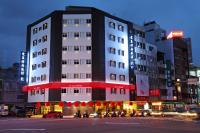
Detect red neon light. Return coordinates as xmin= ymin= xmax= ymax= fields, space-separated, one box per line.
xmin=88 ymin=102 xmax=94 ymax=107
xmin=167 ymin=31 xmax=183 ymax=39
xmin=103 ymin=102 xmax=108 ymax=106
xmin=45 ymin=102 xmax=50 ymax=106
xmin=117 ymin=101 xmax=122 ymax=106
xmin=36 ymin=102 xmax=40 ymax=107
xmin=111 ymin=102 xmax=115 ymax=107
xmin=22 ymin=82 xmax=135 ymax=92
xmin=74 ymin=101 xmax=79 ymax=107
xmin=59 ymin=102 xmax=64 ymax=107
xmin=149 ymin=89 xmax=160 ymax=96
xmin=81 ymin=102 xmax=86 ymax=106
xmin=66 ymin=102 xmax=72 ymax=107
xmin=96 ymin=101 xmax=101 ymax=106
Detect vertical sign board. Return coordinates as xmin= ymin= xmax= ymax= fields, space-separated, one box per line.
xmin=136 ymin=74 xmax=149 ymax=96
xmin=166 ymin=60 xmax=173 ymax=100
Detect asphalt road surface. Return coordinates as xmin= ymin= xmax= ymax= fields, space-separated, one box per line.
xmin=0 ymin=117 xmax=199 ymax=133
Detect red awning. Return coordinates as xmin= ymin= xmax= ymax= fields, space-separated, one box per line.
xmin=22 ymin=82 xmax=135 ymax=92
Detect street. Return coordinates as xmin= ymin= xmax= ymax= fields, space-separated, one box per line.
xmin=0 ymin=117 xmax=199 ymax=133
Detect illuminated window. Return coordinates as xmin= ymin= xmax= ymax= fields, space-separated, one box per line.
xmin=109 ymin=47 xmax=116 ymax=54
xmin=109 ymin=60 xmax=116 ymax=67
xmin=33 ymin=40 xmax=37 ymax=46
xmin=119 ymin=75 xmax=125 ymax=81
xmin=42 ymin=35 xmax=47 ymax=42
xmin=42 ymin=61 xmax=47 ymax=68
xmin=118 ymin=25 xmax=124 ymax=32
xmin=109 ymin=34 xmax=115 ymax=41
xmin=33 ymin=28 xmax=37 ymax=34
xmin=111 ymin=88 xmax=117 ymax=94
xmin=109 ymin=22 xmax=115 ymax=29
xmin=42 ymin=48 xmax=47 ymax=55
xmin=43 ymin=23 xmax=48 ymax=30
xmin=110 ymin=73 xmax=116 ymax=80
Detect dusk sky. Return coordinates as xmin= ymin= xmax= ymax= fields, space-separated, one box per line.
xmin=0 ymin=0 xmax=200 ymax=68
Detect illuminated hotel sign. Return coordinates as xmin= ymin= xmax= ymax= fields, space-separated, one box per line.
xmin=167 ymin=31 xmax=183 ymax=39
xmin=20 ymin=51 xmax=27 ymax=82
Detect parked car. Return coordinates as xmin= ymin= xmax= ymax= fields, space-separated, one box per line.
xmin=135 ymin=109 xmax=151 ymax=117
xmin=43 ymin=112 xmax=63 ymax=118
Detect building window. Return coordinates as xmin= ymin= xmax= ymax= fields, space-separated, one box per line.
xmin=109 ymin=22 xmax=115 ymax=29
xmin=86 ymin=46 xmax=92 ymax=51
xmin=111 ymin=88 xmax=117 ymax=94
xmin=118 ymin=62 xmax=125 ymax=69
xmin=31 ymin=89 xmax=35 ymax=96
xmin=86 ymin=88 xmax=91 ymax=93
xmin=41 ymin=74 xmax=46 ymax=81
xmin=61 ymin=89 xmax=66 ymax=93
xmin=86 ymin=59 xmax=91 ymax=64
xmin=118 ymin=50 xmax=124 ymax=56
xmin=74 ymin=73 xmax=79 ymax=79
xmin=62 ymin=60 xmax=67 ymax=65
xmin=33 ymin=28 xmax=37 ymax=34
xmin=119 ymin=75 xmax=125 ymax=81
xmin=74 ymin=19 xmax=79 ymax=25
xmin=110 ymin=73 xmax=116 ymax=80
xmin=63 ymin=33 xmax=67 ymax=37
xmin=62 ymin=74 xmax=66 ymax=78
xmin=31 ymin=77 xmax=36 ymax=83
xmin=62 ymin=46 xmax=67 ymax=51
xmin=38 ymin=51 xmax=41 ymax=56
xmin=74 ymin=89 xmax=79 ymax=93
xmin=120 ymin=88 xmax=126 ymax=94
xmin=39 ymin=27 xmax=42 ymax=31
xmin=118 ymin=25 xmax=124 ymax=32
xmin=118 ymin=37 xmax=124 ymax=44
xmin=38 ymin=39 xmax=42 ymax=43
xmin=74 ymin=60 xmax=79 ymax=65
xmin=74 ymin=32 xmax=79 ymax=38
xmin=33 ymin=40 xmax=37 ymax=46
xmin=32 ymin=64 xmax=37 ymax=70
xmin=42 ymin=61 xmax=47 ymax=68
xmin=41 ymin=89 xmax=45 ymax=95
xmin=109 ymin=47 xmax=116 ymax=54
xmin=42 ymin=35 xmax=47 ymax=42
xmin=42 ymin=48 xmax=47 ymax=55
xmin=32 ymin=52 xmax=37 ymax=58
xmin=86 ymin=73 xmax=91 ymax=78
xmin=109 ymin=60 xmax=116 ymax=67
xmin=37 ymin=77 xmax=40 ymax=81
xmin=149 ymin=46 xmax=154 ymax=51
xmin=86 ymin=19 xmax=91 ymax=24
xmin=86 ymin=32 xmax=91 ymax=37
xmin=74 ymin=46 xmax=79 ymax=51
xmin=43 ymin=23 xmax=48 ymax=30
xmin=109 ymin=34 xmax=115 ymax=41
